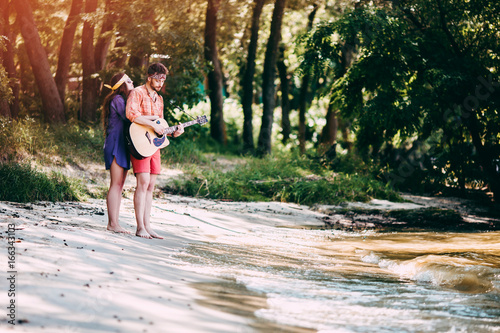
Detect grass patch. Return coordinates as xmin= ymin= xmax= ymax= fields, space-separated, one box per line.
xmin=0 ymin=163 xmax=86 ymax=202
xmin=0 ymin=116 xmax=103 ymax=165
xmin=164 ymin=153 xmax=403 ymax=205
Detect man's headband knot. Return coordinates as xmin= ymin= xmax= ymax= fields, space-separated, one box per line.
xmin=149 ymin=73 xmax=167 ymax=80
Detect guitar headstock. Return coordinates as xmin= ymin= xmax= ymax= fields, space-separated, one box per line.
xmin=197 ymin=115 xmax=208 ymax=125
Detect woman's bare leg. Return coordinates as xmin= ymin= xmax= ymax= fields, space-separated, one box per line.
xmin=106 ymin=159 xmax=130 ymax=233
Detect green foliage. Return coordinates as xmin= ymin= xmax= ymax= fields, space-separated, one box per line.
xmin=165 ymin=152 xmax=402 ymax=205
xmin=326 ymin=152 xmax=374 ymax=176
xmin=0 ymin=163 xmax=85 ymax=202
xmin=300 ymin=1 xmax=500 ymax=196
xmin=0 ymin=36 xmax=12 ymax=103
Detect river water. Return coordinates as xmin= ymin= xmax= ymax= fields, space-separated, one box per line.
xmin=174 ymin=225 xmax=500 ymax=332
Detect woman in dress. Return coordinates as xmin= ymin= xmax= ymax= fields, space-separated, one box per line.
xmin=102 ymin=73 xmax=134 ymax=233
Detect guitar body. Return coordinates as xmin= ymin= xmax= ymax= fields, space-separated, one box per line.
xmin=127 ymin=115 xmax=208 ymax=160
xmin=127 ymin=119 xmax=170 ymax=159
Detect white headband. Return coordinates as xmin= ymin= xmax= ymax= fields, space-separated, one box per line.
xmin=104 ymin=74 xmax=130 ymax=91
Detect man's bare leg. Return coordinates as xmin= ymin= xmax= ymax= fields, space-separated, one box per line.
xmin=134 ymin=172 xmax=153 ymax=239
xmin=143 ymin=174 xmax=163 ymax=239
xmin=106 ymin=159 xmax=131 ymax=234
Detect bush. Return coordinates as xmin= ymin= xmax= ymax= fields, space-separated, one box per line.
xmin=0 ymin=163 xmax=85 ymax=202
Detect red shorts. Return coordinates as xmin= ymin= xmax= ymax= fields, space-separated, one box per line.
xmin=131 ymin=150 xmax=161 ymax=175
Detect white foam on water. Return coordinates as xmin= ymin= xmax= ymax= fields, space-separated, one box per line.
xmin=379 ymin=255 xmax=500 ymax=293
xmin=361 ymin=252 xmax=381 ymax=264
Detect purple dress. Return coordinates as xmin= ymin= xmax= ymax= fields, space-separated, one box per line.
xmin=104 ymin=95 xmax=131 ymax=170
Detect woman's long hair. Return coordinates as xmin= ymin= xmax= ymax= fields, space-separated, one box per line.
xmin=102 ymin=73 xmax=131 ymax=136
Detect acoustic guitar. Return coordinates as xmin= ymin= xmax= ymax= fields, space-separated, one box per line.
xmin=127 ymin=115 xmax=207 ymax=159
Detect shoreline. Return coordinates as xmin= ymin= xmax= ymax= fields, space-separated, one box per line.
xmin=1 ymin=183 xmax=499 ymax=331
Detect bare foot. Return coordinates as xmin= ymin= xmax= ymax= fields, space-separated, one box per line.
xmin=136 ymin=229 xmax=152 ymax=239
xmin=146 ymin=228 xmax=164 ymax=239
xmin=107 ymin=225 xmax=131 ymax=234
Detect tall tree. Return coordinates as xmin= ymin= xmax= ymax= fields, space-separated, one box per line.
xmin=277 ymin=43 xmax=291 ymax=144
xmin=81 ymin=0 xmax=99 ymax=122
xmin=257 ymin=0 xmax=286 ymax=155
xmin=94 ymin=0 xmax=114 ymax=72
xmin=14 ymin=0 xmax=66 ymax=123
xmin=204 ymin=0 xmax=226 ymax=144
xmin=241 ymin=0 xmax=266 ymax=153
xmin=55 ymin=0 xmax=83 ymax=104
xmin=297 ymin=2 xmax=319 ymax=154
xmin=0 ymin=0 xmax=16 ymax=118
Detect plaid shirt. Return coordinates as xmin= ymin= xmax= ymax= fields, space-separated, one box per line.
xmin=126 ymin=85 xmax=164 ymax=122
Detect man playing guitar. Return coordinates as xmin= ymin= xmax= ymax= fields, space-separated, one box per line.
xmin=126 ymin=62 xmax=184 ymax=239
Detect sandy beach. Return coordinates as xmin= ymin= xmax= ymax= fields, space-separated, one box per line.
xmin=1 ymin=164 xmax=498 ymax=332
xmin=1 ymin=190 xmax=332 ymax=332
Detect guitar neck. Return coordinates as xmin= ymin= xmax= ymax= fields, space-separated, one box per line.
xmin=164 ymin=119 xmax=200 ymax=135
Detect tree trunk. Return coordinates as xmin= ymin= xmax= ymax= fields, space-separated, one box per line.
xmin=0 ymin=99 xmax=9 ymax=118
xmin=1 ymin=0 xmax=19 ymax=118
xmin=94 ymin=0 xmax=114 ymax=72
xmin=317 ymin=95 xmax=338 ymax=155
xmin=319 ymin=33 xmax=356 ymax=155
xmin=339 ymin=117 xmax=352 ymax=151
xmin=55 ymin=0 xmax=83 ymax=104
xmin=0 ymin=0 xmax=11 ymax=118
xmin=297 ymin=74 xmax=309 ymax=153
xmin=14 ymin=0 xmax=66 ymax=123
xmin=241 ymin=0 xmax=265 ymax=153
xmin=112 ymin=35 xmax=128 ymax=68
xmin=81 ymin=0 xmax=99 ymax=123
xmin=256 ymin=0 xmax=286 ymax=156
xmin=204 ymin=0 xmax=226 ymax=145
xmin=297 ymin=3 xmax=319 ymax=154
xmin=17 ymin=41 xmax=33 ymax=96
xmin=277 ymin=43 xmax=291 ymax=144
